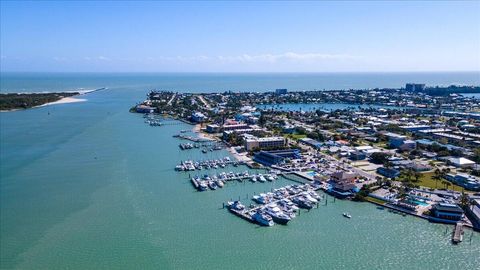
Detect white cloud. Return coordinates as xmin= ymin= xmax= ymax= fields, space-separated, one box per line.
xmin=216 ymin=52 xmax=357 ymax=63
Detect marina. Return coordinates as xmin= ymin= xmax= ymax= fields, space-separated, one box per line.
xmin=226 ymin=182 xmax=324 ymax=226
xmin=175 ymin=157 xmax=244 ymax=171
xmin=189 ymin=171 xmax=280 ymax=191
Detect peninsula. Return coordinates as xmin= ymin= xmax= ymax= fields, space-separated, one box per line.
xmin=133 ymin=84 xmax=480 ymax=236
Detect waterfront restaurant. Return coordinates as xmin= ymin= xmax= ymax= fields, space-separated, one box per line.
xmin=431 ymin=203 xmax=464 ymax=223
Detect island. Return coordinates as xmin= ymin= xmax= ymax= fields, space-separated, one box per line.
xmin=0 ymin=92 xmax=81 ymax=111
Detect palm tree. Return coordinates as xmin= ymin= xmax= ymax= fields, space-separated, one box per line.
xmin=432 ymin=168 xmax=441 ymax=189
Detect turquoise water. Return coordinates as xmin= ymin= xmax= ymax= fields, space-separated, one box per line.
xmin=1 ymin=72 xmax=480 ymax=93
xmin=1 ymin=74 xmax=480 ymax=269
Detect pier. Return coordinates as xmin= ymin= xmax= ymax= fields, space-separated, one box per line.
xmin=225 ymin=183 xmax=323 ymax=226
xmin=452 ymin=222 xmax=464 ymax=244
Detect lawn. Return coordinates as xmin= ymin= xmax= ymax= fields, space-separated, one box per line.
xmin=365 ymin=196 xmax=387 ymax=205
xmin=285 ymin=134 xmax=307 ymax=140
xmin=399 ymin=171 xmax=464 ymax=191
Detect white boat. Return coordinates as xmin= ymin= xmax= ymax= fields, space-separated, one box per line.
xmin=258 ymin=175 xmax=267 ymax=182
xmin=227 ymin=201 xmax=245 ymax=211
xmin=266 ymin=174 xmax=275 ymax=181
xmin=265 ymin=206 xmax=291 ymax=225
xmin=252 ymin=211 xmax=274 ymax=226
xmin=250 ymin=175 xmax=257 ymax=182
xmin=343 ymin=213 xmax=352 ymax=218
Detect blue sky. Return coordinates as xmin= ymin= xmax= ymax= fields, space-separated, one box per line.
xmin=1 ymin=1 xmax=479 ymax=72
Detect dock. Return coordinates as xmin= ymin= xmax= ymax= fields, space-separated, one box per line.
xmin=452 ymin=222 xmax=464 ymax=244
xmin=226 ymin=183 xmax=323 ymax=225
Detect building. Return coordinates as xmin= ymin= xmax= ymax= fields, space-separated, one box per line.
xmin=447 ymin=157 xmax=476 ymax=168
xmin=405 ymin=83 xmax=426 ymax=92
xmin=398 ymin=140 xmax=417 ymax=151
xmin=431 ymin=203 xmax=464 ymax=223
xmin=245 ymin=136 xmax=286 ymax=151
xmin=206 ymin=124 xmax=220 ymax=133
xmin=444 ymin=173 xmax=480 ymax=191
xmin=377 ymin=167 xmax=400 ymax=178
xmin=191 ymin=111 xmax=207 ymax=123
xmin=331 ymin=171 xmax=356 ymax=183
xmin=253 ymin=149 xmax=301 ymax=166
xmin=400 ymin=125 xmax=431 ymax=132
xmin=299 ymin=138 xmax=323 ymax=149
xmin=385 ymin=132 xmax=408 ymax=148
xmin=349 ymin=151 xmax=366 ymax=161
xmin=466 ymin=199 xmax=480 ymax=230
xmin=222 ymin=123 xmax=250 ymax=131
xmin=275 ymin=88 xmax=288 ymax=95
xmin=135 ymin=105 xmax=156 ymax=113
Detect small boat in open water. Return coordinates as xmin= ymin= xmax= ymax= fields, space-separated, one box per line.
xmin=343 ymin=213 xmax=351 ymax=218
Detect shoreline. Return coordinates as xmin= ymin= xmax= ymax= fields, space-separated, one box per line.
xmin=0 ymin=88 xmax=106 ymax=112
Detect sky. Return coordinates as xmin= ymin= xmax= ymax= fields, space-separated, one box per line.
xmin=1 ymin=1 xmax=479 ymax=72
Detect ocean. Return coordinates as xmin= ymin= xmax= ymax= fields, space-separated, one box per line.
xmin=1 ymin=72 xmax=479 ymax=269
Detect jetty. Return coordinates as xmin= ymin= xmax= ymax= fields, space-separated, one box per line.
xmin=452 ymin=222 xmax=464 ymax=244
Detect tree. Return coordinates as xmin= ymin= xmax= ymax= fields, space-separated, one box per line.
xmin=370 ymin=152 xmax=390 ymax=164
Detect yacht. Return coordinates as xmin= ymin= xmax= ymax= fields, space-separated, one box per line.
xmin=266 ymin=174 xmax=275 ymax=182
xmin=252 ymin=211 xmax=274 ymax=226
xmin=198 ymin=181 xmax=208 ymax=191
xmin=250 ymin=175 xmax=257 ymax=182
xmin=227 ymin=201 xmax=245 ymax=211
xmin=208 ymin=181 xmax=218 ymax=190
xmin=292 ymin=196 xmax=313 ymax=209
xmin=258 ymin=175 xmax=267 ymax=183
xmin=216 ymin=179 xmax=224 ymax=188
xmin=265 ymin=206 xmax=291 ymax=225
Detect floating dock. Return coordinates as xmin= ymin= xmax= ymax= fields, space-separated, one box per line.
xmin=452 ymin=222 xmax=464 ymax=244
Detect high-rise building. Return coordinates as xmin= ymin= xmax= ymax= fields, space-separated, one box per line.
xmin=275 ymin=88 xmax=288 ymax=95
xmin=405 ymin=83 xmax=426 ymax=92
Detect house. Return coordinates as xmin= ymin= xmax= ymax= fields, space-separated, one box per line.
xmin=349 ymin=151 xmax=366 ymax=161
xmin=444 ymin=173 xmax=480 ymax=191
xmin=191 ymin=111 xmax=207 ymax=123
xmin=377 ymin=167 xmax=400 ymax=178
xmin=398 ymin=140 xmax=417 ymax=151
xmin=206 ymin=124 xmax=220 ymax=133
xmin=135 ymin=105 xmax=156 ymax=113
xmin=299 ymin=138 xmax=323 ymax=149
xmin=386 ymin=132 xmax=408 ymax=148
xmin=430 ymin=203 xmax=464 ymax=223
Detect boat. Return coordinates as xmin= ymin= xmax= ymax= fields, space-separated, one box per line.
xmin=208 ymin=181 xmax=218 ymax=190
xmin=216 ymin=179 xmax=224 ymax=188
xmin=292 ymin=196 xmax=313 ymax=209
xmin=227 ymin=201 xmax=245 ymax=211
xmin=266 ymin=174 xmax=275 ymax=181
xmin=250 ymin=175 xmax=257 ymax=182
xmin=202 ymin=149 xmax=208 ymax=153
xmin=258 ymin=175 xmax=267 ymax=183
xmin=265 ymin=206 xmax=291 ymax=225
xmin=343 ymin=213 xmax=352 ymax=218
xmin=252 ymin=211 xmax=274 ymax=226
xmin=198 ymin=181 xmax=208 ymax=191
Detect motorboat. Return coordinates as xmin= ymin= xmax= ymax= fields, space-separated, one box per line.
xmin=227 ymin=201 xmax=245 ymax=211
xmin=265 ymin=206 xmax=291 ymax=225
xmin=258 ymin=175 xmax=267 ymax=183
xmin=216 ymin=179 xmax=224 ymax=188
xmin=250 ymin=175 xmax=257 ymax=182
xmin=343 ymin=213 xmax=352 ymax=218
xmin=198 ymin=181 xmax=208 ymax=191
xmin=208 ymin=181 xmax=218 ymax=190
xmin=252 ymin=211 xmax=274 ymax=226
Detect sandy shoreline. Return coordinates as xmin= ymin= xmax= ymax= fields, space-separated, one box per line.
xmin=38 ymin=97 xmax=87 ymax=107
xmin=0 ymin=96 xmax=87 ymax=112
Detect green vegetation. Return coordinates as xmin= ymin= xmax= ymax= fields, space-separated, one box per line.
xmin=0 ymin=92 xmax=79 ymax=110
xmin=398 ymin=171 xmax=463 ymax=191
xmin=285 ymin=134 xmax=307 ymax=140
xmin=365 ymin=196 xmax=387 ymax=205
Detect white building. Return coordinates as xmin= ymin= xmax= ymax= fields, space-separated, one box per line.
xmin=245 ymin=136 xmax=286 ymax=151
